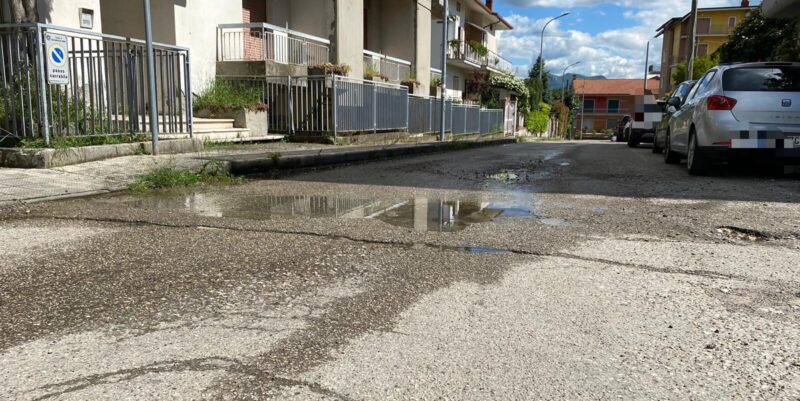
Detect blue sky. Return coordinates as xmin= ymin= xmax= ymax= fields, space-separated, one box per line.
xmin=493 ymin=0 xmax=760 ymax=79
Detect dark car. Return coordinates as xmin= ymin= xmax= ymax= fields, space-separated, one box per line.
xmin=653 ymin=80 xmax=697 ymax=154
xmin=614 ymin=115 xmax=631 ymax=142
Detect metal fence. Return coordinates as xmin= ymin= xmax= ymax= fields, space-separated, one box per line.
xmin=362 ymin=51 xmax=412 ymax=83
xmin=0 ymin=23 xmax=192 ymax=144
xmin=219 ymin=75 xmax=409 ymax=136
xmin=217 ymin=23 xmax=329 ymax=66
xmin=408 ymin=96 xmax=504 ymax=135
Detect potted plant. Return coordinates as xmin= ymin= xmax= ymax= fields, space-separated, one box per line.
xmin=467 ymin=40 xmax=488 ymax=57
xmin=430 ymin=77 xmax=442 ymax=97
xmin=309 ymin=63 xmax=351 ymax=76
xmin=364 ymin=68 xmax=389 ymax=82
xmin=400 ymin=75 xmax=420 ymax=93
xmin=448 ymin=39 xmax=461 ymax=56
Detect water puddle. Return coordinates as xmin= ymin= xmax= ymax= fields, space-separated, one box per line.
xmin=539 ymin=218 xmax=568 ymax=226
xmin=126 ymin=190 xmax=535 ymax=233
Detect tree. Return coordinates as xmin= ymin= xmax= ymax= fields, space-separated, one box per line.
xmin=525 ymin=102 xmax=551 ymax=134
xmin=716 ymin=7 xmax=799 ymax=63
xmin=7 ymin=0 xmax=38 ymax=23
xmin=525 ymin=56 xmax=549 ymax=109
xmin=672 ymin=56 xmax=719 ymax=83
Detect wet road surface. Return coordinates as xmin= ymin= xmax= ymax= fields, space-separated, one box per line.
xmin=1 ymin=141 xmax=799 ymax=400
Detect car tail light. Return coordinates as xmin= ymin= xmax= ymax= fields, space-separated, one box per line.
xmin=707 ymin=96 xmax=737 ymax=111
xmin=713 ymin=140 xmax=732 ymax=147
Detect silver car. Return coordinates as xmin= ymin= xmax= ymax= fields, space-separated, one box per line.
xmin=663 ymin=62 xmax=800 ymax=175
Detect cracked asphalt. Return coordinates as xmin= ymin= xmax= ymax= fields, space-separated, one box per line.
xmin=1 ymin=140 xmax=799 ymax=400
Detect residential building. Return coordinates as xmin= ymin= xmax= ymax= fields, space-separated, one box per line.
xmin=573 ymin=77 xmax=660 ymax=134
xmin=431 ymin=0 xmax=515 ymax=100
xmin=655 ymin=0 xmax=755 ymax=96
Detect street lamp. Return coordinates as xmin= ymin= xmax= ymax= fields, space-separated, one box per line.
xmin=561 ymin=61 xmax=580 ymax=103
xmin=538 ymin=12 xmax=570 ymax=82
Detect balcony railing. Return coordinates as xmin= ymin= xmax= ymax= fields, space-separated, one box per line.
xmin=448 ymin=41 xmax=514 ymax=75
xmin=363 ymin=50 xmax=412 ymax=83
xmin=448 ymin=41 xmax=484 ymax=66
xmin=217 ymin=23 xmax=330 ymax=66
xmin=697 ymin=24 xmax=736 ymax=36
xmin=486 ymin=50 xmax=515 ymax=75
xmin=582 ymin=108 xmax=630 ymax=115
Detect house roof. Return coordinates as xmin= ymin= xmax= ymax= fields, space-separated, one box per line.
xmin=573 ymin=78 xmax=661 ymax=96
xmin=470 ymin=0 xmax=513 ymax=30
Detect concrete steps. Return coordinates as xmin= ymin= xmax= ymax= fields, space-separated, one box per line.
xmin=193 ymin=118 xmax=236 ymax=130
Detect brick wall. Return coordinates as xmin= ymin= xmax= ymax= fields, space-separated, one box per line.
xmin=242 ymin=0 xmax=268 ymax=60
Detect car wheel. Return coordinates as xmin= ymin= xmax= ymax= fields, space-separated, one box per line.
xmin=687 ymin=130 xmax=709 ymax=176
xmin=652 ymin=134 xmax=662 ymax=154
xmin=664 ymin=130 xmax=681 ymax=164
xmin=627 ymin=131 xmax=640 ymax=148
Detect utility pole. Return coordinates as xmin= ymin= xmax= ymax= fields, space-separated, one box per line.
xmin=686 ymin=0 xmax=698 ymax=81
xmin=143 ymin=0 xmax=160 ymax=155
xmin=439 ymin=0 xmax=449 ymax=142
xmin=643 ymin=41 xmax=650 ymax=94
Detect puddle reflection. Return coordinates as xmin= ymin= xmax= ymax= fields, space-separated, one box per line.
xmin=128 ymin=191 xmax=534 ymax=232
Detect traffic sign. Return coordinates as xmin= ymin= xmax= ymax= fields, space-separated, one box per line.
xmin=45 ymin=33 xmax=69 ymax=85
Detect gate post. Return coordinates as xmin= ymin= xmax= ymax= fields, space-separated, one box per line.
xmin=287 ymin=76 xmax=294 ymax=135
xmin=372 ymin=82 xmax=377 ymax=134
xmin=35 ymin=26 xmax=51 ymax=146
xmin=332 ymin=76 xmax=338 ymax=140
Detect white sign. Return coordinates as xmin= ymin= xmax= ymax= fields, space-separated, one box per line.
xmin=45 ymin=33 xmax=69 ymax=85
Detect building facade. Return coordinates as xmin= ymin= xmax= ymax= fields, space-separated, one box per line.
xmin=573 ymin=78 xmax=660 ymax=134
xmin=430 ymin=0 xmax=515 ymax=100
xmin=655 ymin=0 xmax=755 ymax=96
xmin=13 ymin=0 xmax=512 ymax=98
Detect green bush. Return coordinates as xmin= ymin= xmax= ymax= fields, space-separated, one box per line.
xmin=129 ymin=162 xmax=242 ymax=192
xmin=525 ymin=102 xmax=551 ymax=134
xmin=193 ymin=80 xmax=264 ymax=114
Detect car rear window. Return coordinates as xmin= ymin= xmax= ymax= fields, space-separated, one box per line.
xmin=723 ymin=67 xmax=800 ymax=92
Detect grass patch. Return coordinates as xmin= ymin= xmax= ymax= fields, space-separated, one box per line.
xmin=193 ymin=80 xmax=265 ymax=114
xmin=129 ymin=162 xmax=242 ymax=192
xmin=15 ymin=134 xmax=151 ymax=149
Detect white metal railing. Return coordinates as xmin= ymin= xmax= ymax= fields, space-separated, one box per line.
xmin=408 ymin=95 xmax=504 ymax=135
xmin=217 ymin=23 xmax=330 ymax=66
xmin=486 ymin=50 xmax=515 ymax=75
xmin=0 ymin=23 xmax=192 ymax=143
xmin=363 ymin=50 xmax=412 ymax=83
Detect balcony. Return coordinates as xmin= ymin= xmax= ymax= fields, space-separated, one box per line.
xmin=448 ymin=41 xmax=514 ymax=75
xmin=363 ymin=50 xmax=412 ymax=83
xmin=697 ymin=24 xmax=736 ymax=36
xmin=486 ymin=50 xmax=515 ymax=75
xmin=217 ymin=23 xmax=330 ymax=66
xmin=582 ymin=108 xmax=630 ymax=115
xmin=448 ymin=40 xmax=485 ymax=68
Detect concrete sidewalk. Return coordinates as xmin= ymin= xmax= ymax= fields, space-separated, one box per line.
xmin=0 ymin=139 xmax=514 ymax=206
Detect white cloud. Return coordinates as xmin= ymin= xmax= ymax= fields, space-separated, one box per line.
xmin=497 ymin=0 xmax=758 ymax=78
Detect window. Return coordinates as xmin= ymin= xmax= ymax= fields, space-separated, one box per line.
xmin=687 ymin=70 xmax=715 ymax=102
xmin=607 ymin=99 xmax=620 ymax=113
xmin=696 ymin=18 xmax=711 ymax=35
xmin=728 ymin=17 xmax=736 ymax=28
xmin=456 ymin=2 xmax=461 ymax=12
xmin=583 ymin=99 xmax=595 ymax=112
xmin=722 ymin=67 xmax=800 ymax=92
xmin=697 ymin=43 xmax=708 ymax=57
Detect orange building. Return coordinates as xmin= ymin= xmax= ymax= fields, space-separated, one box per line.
xmin=573 ymin=78 xmax=661 ymax=134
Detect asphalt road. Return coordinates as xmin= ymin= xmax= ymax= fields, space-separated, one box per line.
xmin=1 ymin=140 xmax=799 ymax=400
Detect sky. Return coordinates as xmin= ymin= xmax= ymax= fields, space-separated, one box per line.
xmin=492 ymin=0 xmax=759 ymax=79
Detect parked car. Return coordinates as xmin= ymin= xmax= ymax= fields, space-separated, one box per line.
xmin=653 ymin=80 xmax=697 ymax=154
xmin=663 ymin=62 xmax=800 ymax=175
xmin=614 ymin=115 xmax=631 ymax=142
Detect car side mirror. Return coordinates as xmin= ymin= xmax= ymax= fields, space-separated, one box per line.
xmin=667 ymin=96 xmax=682 ymax=109
xmin=667 ymin=106 xmax=677 ymax=114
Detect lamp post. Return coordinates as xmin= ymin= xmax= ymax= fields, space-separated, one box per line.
xmin=561 ymin=61 xmax=580 ymax=103
xmin=538 ymin=12 xmax=570 ymax=82
xmin=143 ymin=0 xmax=159 ymax=155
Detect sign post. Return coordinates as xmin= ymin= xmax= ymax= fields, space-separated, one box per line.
xmin=45 ymin=33 xmax=69 ymax=85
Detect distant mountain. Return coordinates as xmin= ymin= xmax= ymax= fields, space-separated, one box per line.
xmin=548 ymin=73 xmax=606 ymax=90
